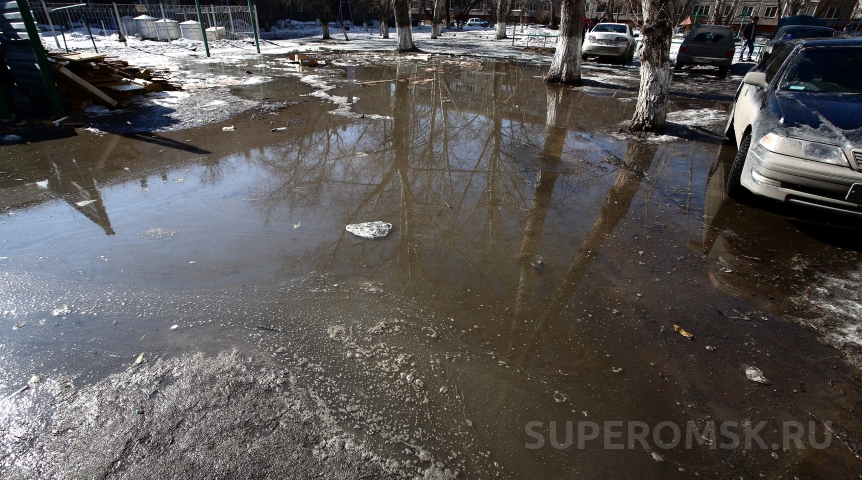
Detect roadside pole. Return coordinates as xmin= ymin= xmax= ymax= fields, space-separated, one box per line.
xmin=194 ymin=0 xmax=210 ymax=57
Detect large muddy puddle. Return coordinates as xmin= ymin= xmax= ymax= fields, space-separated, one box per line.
xmin=1 ymin=56 xmax=861 ymax=478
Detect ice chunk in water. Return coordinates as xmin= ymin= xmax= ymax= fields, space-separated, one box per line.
xmin=346 ymin=221 xmax=392 ymax=239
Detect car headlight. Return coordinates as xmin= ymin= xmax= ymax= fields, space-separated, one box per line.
xmin=588 ymin=35 xmax=596 ymax=43
xmin=759 ymin=133 xmax=849 ymax=167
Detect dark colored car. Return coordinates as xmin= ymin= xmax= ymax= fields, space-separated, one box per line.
xmin=675 ymin=25 xmax=736 ymax=77
xmin=761 ymin=26 xmax=836 ymax=60
xmin=724 ymin=38 xmax=862 ymax=216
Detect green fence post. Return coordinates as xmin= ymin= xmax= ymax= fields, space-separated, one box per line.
xmin=15 ymin=0 xmax=64 ymax=116
xmin=247 ymin=0 xmax=260 ymax=54
xmin=195 ymin=0 xmax=210 ymax=57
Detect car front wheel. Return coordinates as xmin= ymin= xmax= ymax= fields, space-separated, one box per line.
xmin=727 ymin=133 xmax=753 ymax=201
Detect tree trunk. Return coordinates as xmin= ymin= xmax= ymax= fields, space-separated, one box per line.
xmin=321 ymin=19 xmax=331 ymax=40
xmin=431 ymin=0 xmax=445 ymax=38
xmin=394 ymin=0 xmax=416 ymax=51
xmin=545 ymin=0 xmax=584 ymax=84
xmin=723 ymin=0 xmax=739 ymax=24
xmin=712 ymin=0 xmax=724 ymax=23
xmin=495 ymin=0 xmax=512 ymax=39
xmin=379 ymin=11 xmax=389 ymax=38
xmin=629 ymin=0 xmax=673 ymax=133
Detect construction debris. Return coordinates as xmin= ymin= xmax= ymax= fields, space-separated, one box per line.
xmin=287 ymin=53 xmax=319 ymax=67
xmin=48 ymin=52 xmax=181 ymax=110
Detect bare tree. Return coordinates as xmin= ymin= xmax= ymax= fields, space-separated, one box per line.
xmin=495 ymin=0 xmax=513 ymax=39
xmin=431 ymin=0 xmax=447 ymax=37
xmin=629 ymin=0 xmax=673 ymax=132
xmin=394 ymin=0 xmax=418 ymax=50
xmin=813 ymin=0 xmax=844 ymax=18
xmin=721 ymin=0 xmax=739 ymax=24
xmin=379 ymin=0 xmax=392 ymax=38
xmin=781 ymin=0 xmax=806 ymax=17
xmin=281 ymin=0 xmax=337 ymax=39
xmin=545 ymin=0 xmax=585 ymax=83
xmin=712 ymin=0 xmax=725 ymax=23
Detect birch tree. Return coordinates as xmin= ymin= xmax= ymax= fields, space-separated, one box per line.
xmin=545 ymin=0 xmax=585 ymax=84
xmin=712 ymin=0 xmax=725 ymax=23
xmin=431 ymin=0 xmax=446 ymax=38
xmin=629 ymin=0 xmax=673 ymax=132
xmin=394 ymin=0 xmax=418 ymax=50
xmin=781 ymin=0 xmax=805 ymax=17
xmin=495 ymin=0 xmax=513 ymax=39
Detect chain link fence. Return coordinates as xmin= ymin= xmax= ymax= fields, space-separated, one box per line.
xmin=31 ymin=3 xmax=260 ymax=49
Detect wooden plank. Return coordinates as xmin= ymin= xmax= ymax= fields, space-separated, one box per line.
xmin=49 ymin=52 xmax=108 ymax=62
xmin=104 ymin=83 xmax=144 ymax=92
xmin=83 ymin=76 xmax=123 ymax=84
xmin=54 ymin=66 xmax=118 ymax=108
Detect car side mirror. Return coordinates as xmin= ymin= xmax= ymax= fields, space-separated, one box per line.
xmin=743 ymin=71 xmax=768 ymax=87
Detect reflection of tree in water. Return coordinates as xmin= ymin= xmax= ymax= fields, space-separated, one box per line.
xmin=246 ymin=59 xmax=625 ymax=308
xmin=510 ymin=139 xmax=658 ymax=364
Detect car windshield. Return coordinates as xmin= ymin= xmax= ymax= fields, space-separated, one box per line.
xmin=779 ymin=47 xmax=862 ymax=93
xmin=592 ymin=24 xmax=627 ymax=34
xmin=690 ymin=31 xmax=728 ymax=44
xmin=779 ymin=28 xmax=835 ymax=40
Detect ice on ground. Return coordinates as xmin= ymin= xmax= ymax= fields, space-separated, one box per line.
xmin=346 ymin=221 xmax=392 ymax=239
xmin=666 ymin=108 xmax=727 ymax=127
xmin=791 ymin=267 xmax=862 ymax=368
xmin=145 ymin=91 xmax=190 ymax=106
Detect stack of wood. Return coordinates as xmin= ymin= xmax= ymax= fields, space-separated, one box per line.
xmin=48 ymin=52 xmax=181 ymax=109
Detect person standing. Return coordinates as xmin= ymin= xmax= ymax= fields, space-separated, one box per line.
xmin=740 ymin=16 xmax=759 ymax=61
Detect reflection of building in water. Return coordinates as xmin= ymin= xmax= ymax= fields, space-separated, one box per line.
xmin=48 ymin=157 xmax=114 ymax=235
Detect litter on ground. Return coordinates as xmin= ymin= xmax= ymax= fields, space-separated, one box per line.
xmin=346 ymin=221 xmax=392 ymax=239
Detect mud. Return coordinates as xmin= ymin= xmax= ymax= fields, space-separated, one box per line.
xmin=1 ymin=53 xmax=861 ymax=479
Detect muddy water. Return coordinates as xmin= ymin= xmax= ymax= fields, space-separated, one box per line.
xmin=1 ymin=57 xmax=861 ymax=479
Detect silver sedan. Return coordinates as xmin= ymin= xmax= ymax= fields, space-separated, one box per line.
xmin=725 ymin=38 xmax=862 ymax=217
xmin=581 ymin=23 xmax=637 ymax=63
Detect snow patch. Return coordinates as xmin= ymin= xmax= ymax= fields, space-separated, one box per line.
xmin=666 ymin=108 xmax=726 ymax=128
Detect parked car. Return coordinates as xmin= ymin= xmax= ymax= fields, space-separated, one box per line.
xmin=761 ymin=25 xmax=836 ymax=60
xmin=675 ymin=25 xmax=736 ymax=77
xmin=724 ymin=38 xmax=862 ymax=216
xmin=581 ymin=23 xmax=637 ymax=63
xmin=466 ymin=18 xmax=488 ymax=28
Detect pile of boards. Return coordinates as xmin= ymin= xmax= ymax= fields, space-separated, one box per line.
xmin=49 ymin=52 xmax=180 ymax=109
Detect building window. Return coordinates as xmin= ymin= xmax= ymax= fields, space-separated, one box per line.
xmin=741 ymin=5 xmax=755 ymax=17
xmin=693 ymin=5 xmax=710 ymax=16
xmin=723 ymin=4 xmax=734 ymax=17
xmin=763 ymin=6 xmax=778 ymax=17
xmin=823 ymin=6 xmax=841 ymax=18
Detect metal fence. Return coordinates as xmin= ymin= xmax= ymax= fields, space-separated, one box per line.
xmin=30 ymin=3 xmax=260 ymax=48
